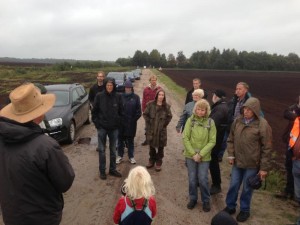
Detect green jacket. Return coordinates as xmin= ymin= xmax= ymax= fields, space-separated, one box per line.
xmin=183 ymin=115 xmax=216 ymax=161
xmin=227 ymin=97 xmax=272 ymax=171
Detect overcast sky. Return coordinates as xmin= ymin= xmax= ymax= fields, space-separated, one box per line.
xmin=1 ymin=0 xmax=300 ymax=61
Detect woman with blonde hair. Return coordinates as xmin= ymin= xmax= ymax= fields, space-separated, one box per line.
xmin=113 ymin=166 xmax=156 ymax=225
xmin=183 ymin=99 xmax=216 ymax=212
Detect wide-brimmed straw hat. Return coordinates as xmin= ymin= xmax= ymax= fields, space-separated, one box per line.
xmin=0 ymin=83 xmax=55 ymax=123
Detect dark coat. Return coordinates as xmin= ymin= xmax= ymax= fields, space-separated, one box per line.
xmin=88 ymin=83 xmax=105 ymax=106
xmin=210 ymin=99 xmax=229 ymax=153
xmin=92 ymin=79 xmax=124 ymax=130
xmin=120 ymin=92 xmax=142 ymax=137
xmin=143 ymin=101 xmax=172 ymax=147
xmin=282 ymin=103 xmax=300 ymax=144
xmin=0 ymin=117 xmax=75 ymax=225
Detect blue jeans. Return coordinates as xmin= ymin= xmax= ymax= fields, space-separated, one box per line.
xmin=97 ymin=128 xmax=118 ymax=174
xmin=118 ymin=136 xmax=134 ymax=159
xmin=186 ymin=158 xmax=210 ymax=204
xmin=225 ymin=165 xmax=257 ymax=212
xmin=293 ymin=160 xmax=300 ymax=203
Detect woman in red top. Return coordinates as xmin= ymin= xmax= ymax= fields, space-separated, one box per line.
xmin=113 ymin=166 xmax=157 ymax=225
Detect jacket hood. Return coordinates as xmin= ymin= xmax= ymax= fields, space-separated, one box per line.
xmin=242 ymin=97 xmax=261 ymax=118
xmin=104 ymin=78 xmax=117 ymax=93
xmin=0 ymin=117 xmax=43 ymax=144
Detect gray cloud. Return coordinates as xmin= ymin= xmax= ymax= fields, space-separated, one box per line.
xmin=1 ymin=0 xmax=299 ymax=60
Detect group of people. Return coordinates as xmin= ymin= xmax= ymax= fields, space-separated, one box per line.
xmin=177 ymin=79 xmax=272 ymax=223
xmin=0 ymin=71 xmax=299 ymax=225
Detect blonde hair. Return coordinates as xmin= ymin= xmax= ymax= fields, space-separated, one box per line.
xmin=193 ymin=99 xmax=211 ymax=117
xmin=124 ymin=166 xmax=155 ymax=199
xmin=192 ymin=89 xmax=204 ymax=98
xmin=149 ymin=75 xmax=157 ymax=81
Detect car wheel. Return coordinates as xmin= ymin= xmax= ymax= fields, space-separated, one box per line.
xmin=66 ymin=121 xmax=76 ymax=144
xmin=84 ymin=107 xmax=91 ymax=124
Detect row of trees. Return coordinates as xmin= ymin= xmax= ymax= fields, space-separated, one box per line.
xmin=116 ymin=48 xmax=300 ymax=71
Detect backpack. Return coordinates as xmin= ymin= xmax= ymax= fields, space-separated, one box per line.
xmin=120 ymin=198 xmax=152 ymax=225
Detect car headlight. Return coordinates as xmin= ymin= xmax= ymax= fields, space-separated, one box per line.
xmin=48 ymin=118 xmax=63 ymax=127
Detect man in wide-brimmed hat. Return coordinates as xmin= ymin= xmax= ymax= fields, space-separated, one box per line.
xmin=0 ymin=83 xmax=75 ymax=225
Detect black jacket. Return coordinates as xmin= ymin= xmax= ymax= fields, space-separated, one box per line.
xmin=210 ymin=99 xmax=229 ymax=152
xmin=0 ymin=117 xmax=75 ymax=225
xmin=92 ymin=79 xmax=124 ymax=130
xmin=120 ymin=92 xmax=142 ymax=137
xmin=88 ymin=83 xmax=105 ymax=106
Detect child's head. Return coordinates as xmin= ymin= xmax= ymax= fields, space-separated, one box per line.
xmin=124 ymin=166 xmax=155 ymax=199
xmin=193 ymin=99 xmax=211 ymax=118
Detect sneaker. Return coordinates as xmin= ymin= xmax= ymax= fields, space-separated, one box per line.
xmin=116 ymin=156 xmax=122 ymax=164
xmin=100 ymin=173 xmax=107 ymax=180
xmin=236 ymin=211 xmax=250 ymax=222
xmin=223 ymin=207 xmax=236 ymax=215
xmin=187 ymin=200 xmax=197 ymax=209
xmin=109 ymin=170 xmax=122 ymax=177
xmin=210 ymin=185 xmax=221 ymax=195
xmin=129 ymin=158 xmax=136 ymax=164
xmin=146 ymin=161 xmax=155 ymax=169
xmin=203 ymin=202 xmax=211 ymax=212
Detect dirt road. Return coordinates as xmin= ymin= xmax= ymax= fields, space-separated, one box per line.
xmin=0 ymin=69 xmax=298 ymax=225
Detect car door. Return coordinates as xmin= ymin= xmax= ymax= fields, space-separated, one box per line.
xmin=71 ymin=87 xmax=82 ymax=128
xmin=75 ymin=86 xmax=89 ymax=126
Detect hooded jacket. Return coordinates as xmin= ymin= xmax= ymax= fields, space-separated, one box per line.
xmin=0 ymin=117 xmax=75 ymax=225
xmin=92 ymin=78 xmax=124 ymax=130
xmin=227 ymin=97 xmax=272 ymax=171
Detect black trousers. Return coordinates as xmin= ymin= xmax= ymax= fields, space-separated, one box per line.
xmin=210 ymin=148 xmax=221 ymax=187
xmin=149 ymin=146 xmax=164 ymax=164
xmin=285 ymin=149 xmax=294 ymax=194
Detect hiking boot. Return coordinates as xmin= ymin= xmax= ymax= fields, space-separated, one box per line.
xmin=129 ymin=158 xmax=136 ymax=164
xmin=146 ymin=161 xmax=155 ymax=169
xmin=109 ymin=170 xmax=122 ymax=177
xmin=116 ymin=156 xmax=122 ymax=164
xmin=210 ymin=185 xmax=221 ymax=195
xmin=223 ymin=207 xmax=236 ymax=215
xmin=100 ymin=173 xmax=107 ymax=180
xmin=236 ymin=211 xmax=250 ymax=222
xmin=203 ymin=202 xmax=211 ymax=212
xmin=187 ymin=200 xmax=197 ymax=209
xmin=141 ymin=140 xmax=148 ymax=146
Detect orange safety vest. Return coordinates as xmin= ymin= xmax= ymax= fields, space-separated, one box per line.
xmin=289 ymin=117 xmax=300 ymax=149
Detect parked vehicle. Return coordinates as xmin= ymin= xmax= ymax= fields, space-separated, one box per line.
xmin=107 ymin=72 xmax=126 ymax=92
xmin=44 ymin=83 xmax=90 ymax=144
xmin=125 ymin=72 xmax=135 ymax=82
xmin=132 ymin=70 xmax=141 ymax=80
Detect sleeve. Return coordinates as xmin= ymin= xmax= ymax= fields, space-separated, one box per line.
xmin=143 ymin=103 xmax=151 ymax=129
xmin=149 ymin=196 xmax=157 ymax=218
xmin=226 ymin=119 xmax=236 ymax=157
xmin=176 ymin=105 xmax=188 ymax=132
xmin=113 ymin=197 xmax=126 ymax=224
xmin=182 ymin=117 xmax=196 ymax=156
xmin=88 ymin=86 xmax=94 ymax=103
xmin=46 ymin=140 xmax=75 ymax=193
xmin=164 ymin=105 xmax=173 ymax=127
xmin=185 ymin=91 xmax=190 ymax=105
xmin=135 ymin=95 xmax=142 ymax=121
xmin=91 ymin=94 xmax=100 ymax=128
xmin=142 ymin=88 xmax=147 ymax=112
xmin=259 ymin=120 xmax=273 ymax=171
xmin=199 ymin=119 xmax=217 ymax=158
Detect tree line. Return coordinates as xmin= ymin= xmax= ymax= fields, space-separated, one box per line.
xmin=116 ymin=48 xmax=300 ymax=71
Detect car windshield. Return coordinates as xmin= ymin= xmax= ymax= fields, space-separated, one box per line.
xmin=48 ymin=90 xmax=70 ymax=106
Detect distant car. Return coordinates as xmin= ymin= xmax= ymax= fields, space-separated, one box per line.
xmin=107 ymin=72 xmax=126 ymax=92
xmin=44 ymin=83 xmax=90 ymax=144
xmin=125 ymin=72 xmax=135 ymax=82
xmin=132 ymin=70 xmax=141 ymax=80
